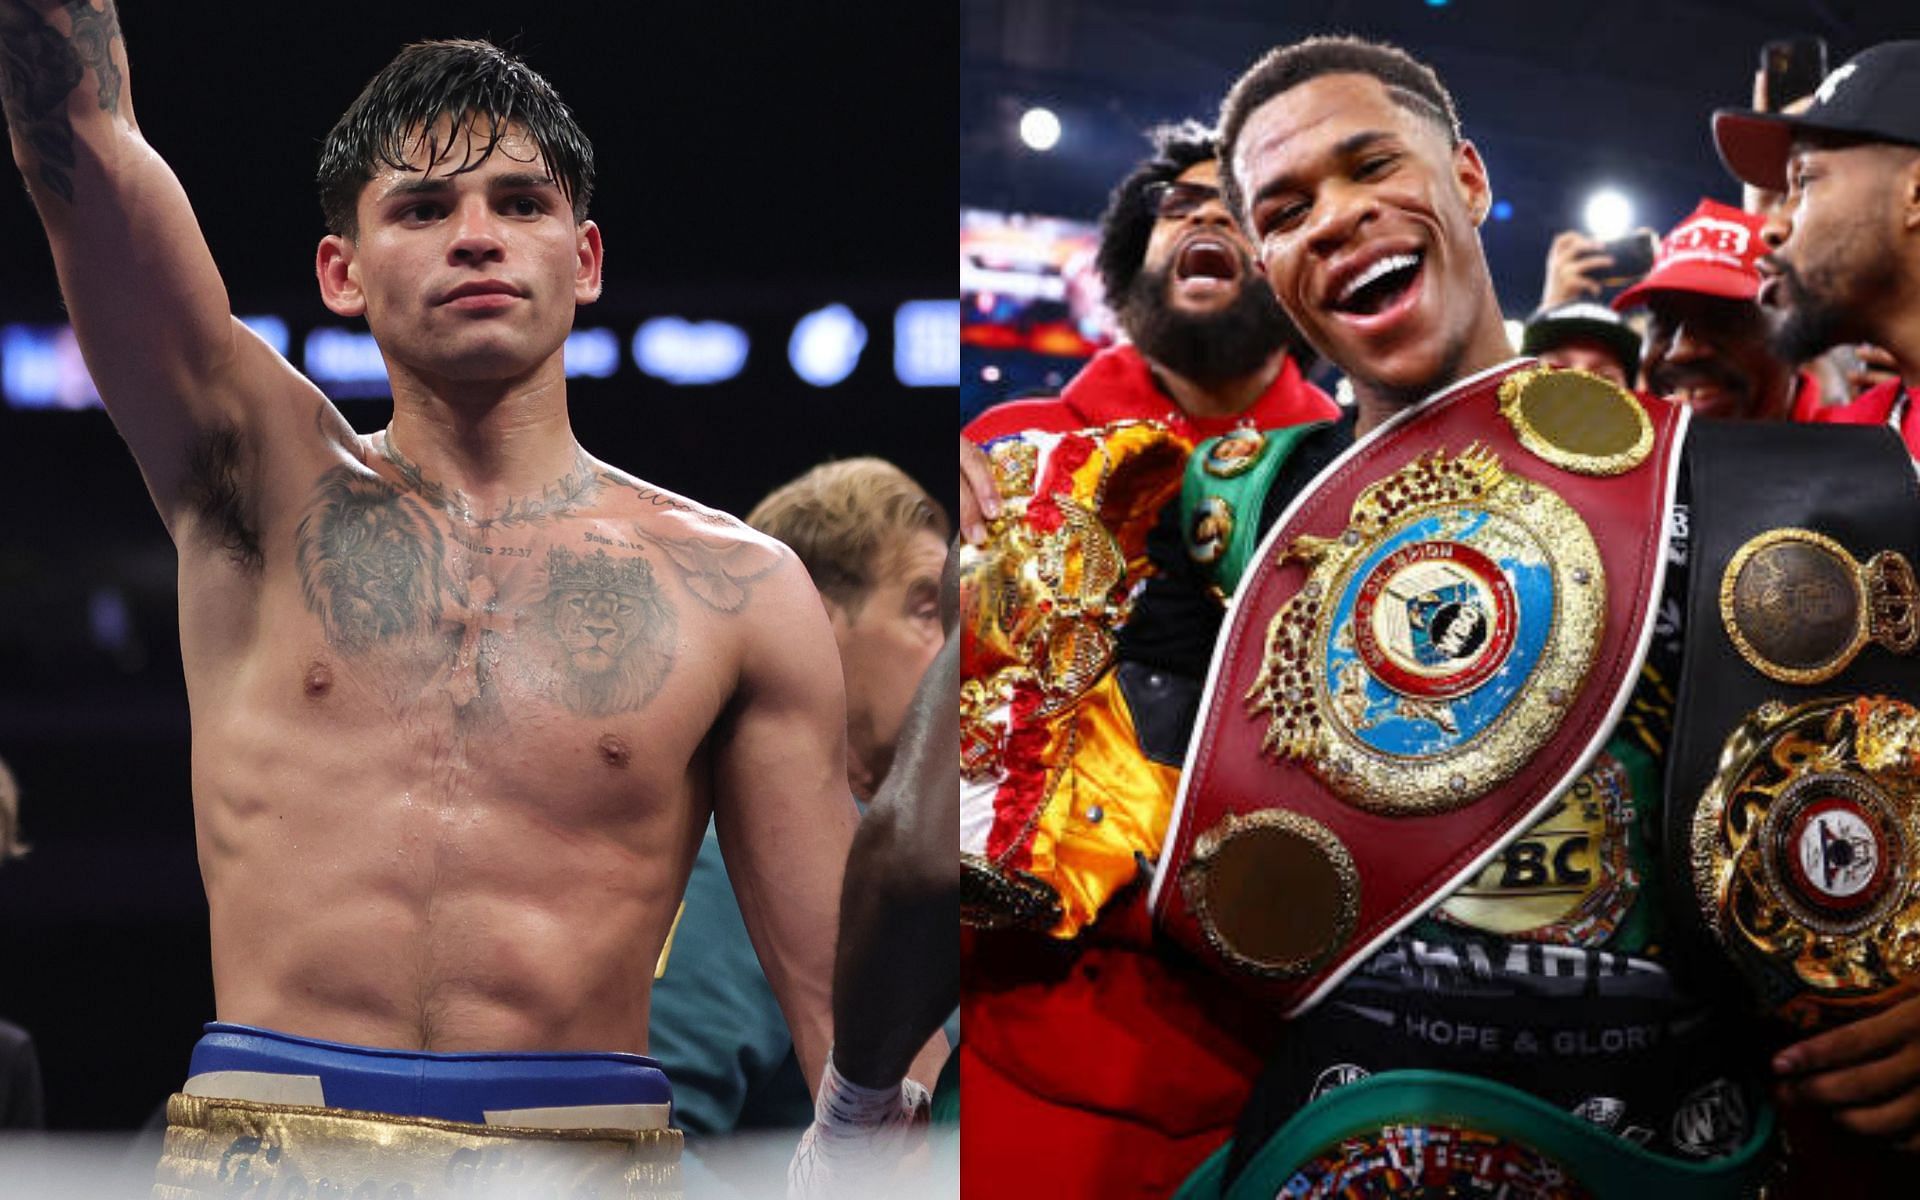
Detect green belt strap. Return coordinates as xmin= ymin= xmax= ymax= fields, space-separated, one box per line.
xmin=1180 ymin=422 xmax=1326 ymax=600
xmin=1174 ymin=1069 xmax=1775 ymax=1200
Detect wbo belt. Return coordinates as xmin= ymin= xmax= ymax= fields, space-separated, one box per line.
xmin=1170 ymin=1070 xmax=1776 ymax=1200
xmin=1151 ymin=362 xmax=1685 ymax=1014
xmin=1668 ymin=421 xmax=1920 ymax=1027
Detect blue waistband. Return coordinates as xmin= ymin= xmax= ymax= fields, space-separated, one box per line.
xmin=186 ymin=1023 xmax=673 ymax=1125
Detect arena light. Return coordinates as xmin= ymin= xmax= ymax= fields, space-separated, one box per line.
xmin=562 ymin=328 xmax=620 ymax=379
xmin=633 ymin=317 xmax=749 ymax=385
xmin=303 ymin=327 xmax=390 ymax=398
xmin=1 ymin=323 xmax=92 ymax=409
xmin=789 ymin=304 xmax=868 ymax=388
xmin=894 ymin=300 xmax=959 ymax=387
xmin=1019 ymin=106 xmax=1061 ymax=152
xmin=1582 ymin=188 xmax=1635 ymax=241
xmin=238 ymin=316 xmax=290 ymax=357
xmin=3 ymin=317 xmax=293 ymax=409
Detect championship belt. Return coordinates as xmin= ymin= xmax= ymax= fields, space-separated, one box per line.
xmin=1171 ymin=1070 xmax=1775 ymax=1200
xmin=1667 ymin=421 xmax=1920 ymax=1027
xmin=1150 ymin=363 xmax=1685 ymax=1013
xmin=960 ymin=421 xmax=1191 ymax=936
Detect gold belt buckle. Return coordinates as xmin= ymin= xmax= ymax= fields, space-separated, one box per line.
xmin=1720 ymin=528 xmax=1918 ymax=684
xmin=1692 ymin=696 xmax=1920 ymax=1026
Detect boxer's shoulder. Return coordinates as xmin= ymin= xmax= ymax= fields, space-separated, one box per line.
xmin=581 ymin=464 xmax=794 ymax=620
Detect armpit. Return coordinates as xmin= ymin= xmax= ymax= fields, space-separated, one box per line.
xmin=181 ymin=423 xmax=263 ymax=572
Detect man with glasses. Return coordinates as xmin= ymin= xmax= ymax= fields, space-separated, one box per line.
xmin=959 ymin=121 xmax=1333 ymax=541
xmin=958 ymin=122 xmax=1334 ymax=1196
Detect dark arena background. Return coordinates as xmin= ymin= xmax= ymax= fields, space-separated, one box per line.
xmin=0 ymin=0 xmax=954 ymax=1155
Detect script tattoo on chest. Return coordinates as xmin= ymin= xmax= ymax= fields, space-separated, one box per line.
xmin=293 ymin=465 xmax=684 ymax=719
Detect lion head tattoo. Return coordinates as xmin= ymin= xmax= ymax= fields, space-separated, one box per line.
xmin=295 ymin=471 xmax=446 ymax=655
xmin=537 ymin=546 xmax=676 ymax=715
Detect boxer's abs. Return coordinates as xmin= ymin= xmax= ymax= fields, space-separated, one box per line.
xmin=184 ymin=602 xmax=724 ymax=1054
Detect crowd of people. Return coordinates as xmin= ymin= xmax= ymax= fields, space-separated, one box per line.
xmin=961 ymin=32 xmax=1920 ymax=1200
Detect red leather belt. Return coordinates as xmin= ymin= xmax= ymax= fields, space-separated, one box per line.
xmin=1150 ymin=360 xmax=1686 ymax=1013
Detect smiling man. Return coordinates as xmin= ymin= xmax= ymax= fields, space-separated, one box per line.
xmin=0 ymin=11 xmax=861 ymax=1195
xmin=1118 ymin=36 xmax=1796 ymax=1198
xmin=958 ymin=122 xmax=1334 ymax=1197
xmin=1610 ymin=198 xmax=1815 ymax=423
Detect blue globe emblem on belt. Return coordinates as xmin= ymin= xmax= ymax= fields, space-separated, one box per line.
xmin=1324 ymin=509 xmax=1552 ymax=759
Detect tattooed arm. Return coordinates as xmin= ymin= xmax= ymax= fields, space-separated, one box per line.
xmin=708 ymin=544 xmax=860 ymax=1097
xmin=0 ymin=1 xmax=318 ymax=527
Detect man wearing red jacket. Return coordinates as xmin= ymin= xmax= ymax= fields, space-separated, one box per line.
xmin=960 ymin=122 xmax=1336 ymax=539
xmin=959 ymin=122 xmax=1333 ymax=1195
xmin=1714 ymin=40 xmax=1920 ymax=458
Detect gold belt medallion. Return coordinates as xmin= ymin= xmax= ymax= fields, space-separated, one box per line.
xmin=1497 ymin=367 xmax=1653 ymax=477
xmin=1179 ymin=808 xmax=1360 ymax=979
xmin=1691 ymin=695 xmax=1920 ymax=1026
xmin=1719 ymin=527 xmax=1918 ymax=684
xmin=1247 ymin=446 xmax=1606 ymax=814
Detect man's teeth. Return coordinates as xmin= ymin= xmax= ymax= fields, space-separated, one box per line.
xmin=1339 ymin=253 xmax=1419 ymax=304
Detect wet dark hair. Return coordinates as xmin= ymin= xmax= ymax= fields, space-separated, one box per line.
xmin=1217 ymin=35 xmax=1460 ymax=223
xmin=1095 ymin=120 xmax=1218 ymax=317
xmin=317 ymin=39 xmax=595 ymax=238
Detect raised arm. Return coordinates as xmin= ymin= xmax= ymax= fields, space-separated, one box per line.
xmin=710 ymin=547 xmax=859 ymax=1096
xmin=0 ymin=1 xmax=311 ymax=522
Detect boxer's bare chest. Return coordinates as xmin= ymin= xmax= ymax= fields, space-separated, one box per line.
xmin=233 ymin=443 xmax=775 ymax=776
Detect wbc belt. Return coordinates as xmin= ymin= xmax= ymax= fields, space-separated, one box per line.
xmin=1150 ymin=361 xmax=1685 ymax=1014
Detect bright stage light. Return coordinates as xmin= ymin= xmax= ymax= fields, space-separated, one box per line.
xmin=1019 ymin=107 xmax=1061 ymax=152
xmin=1582 ymin=188 xmax=1634 ymax=241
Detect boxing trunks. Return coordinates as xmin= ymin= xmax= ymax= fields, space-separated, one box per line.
xmin=152 ymin=1023 xmax=681 ymax=1199
xmin=1153 ymin=360 xmax=1686 ymax=1015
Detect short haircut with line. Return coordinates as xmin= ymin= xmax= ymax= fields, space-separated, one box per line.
xmin=318 ymin=39 xmax=595 ymax=238
xmin=1217 ymin=35 xmax=1460 ymax=224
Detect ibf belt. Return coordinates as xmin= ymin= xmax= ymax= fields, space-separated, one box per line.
xmin=1150 ymin=362 xmax=1685 ymax=1014
xmin=1663 ymin=420 xmax=1920 ymax=1026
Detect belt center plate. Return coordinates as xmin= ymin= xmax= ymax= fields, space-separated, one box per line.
xmin=1250 ymin=446 xmax=1606 ymax=815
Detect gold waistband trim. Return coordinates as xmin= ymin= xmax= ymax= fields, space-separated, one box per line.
xmin=151 ymin=1091 xmax=682 ymax=1200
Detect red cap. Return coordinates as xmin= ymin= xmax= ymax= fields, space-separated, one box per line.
xmin=1611 ymin=199 xmax=1767 ymax=313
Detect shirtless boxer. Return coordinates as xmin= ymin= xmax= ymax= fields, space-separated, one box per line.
xmin=0 ymin=9 xmax=852 ymax=1194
